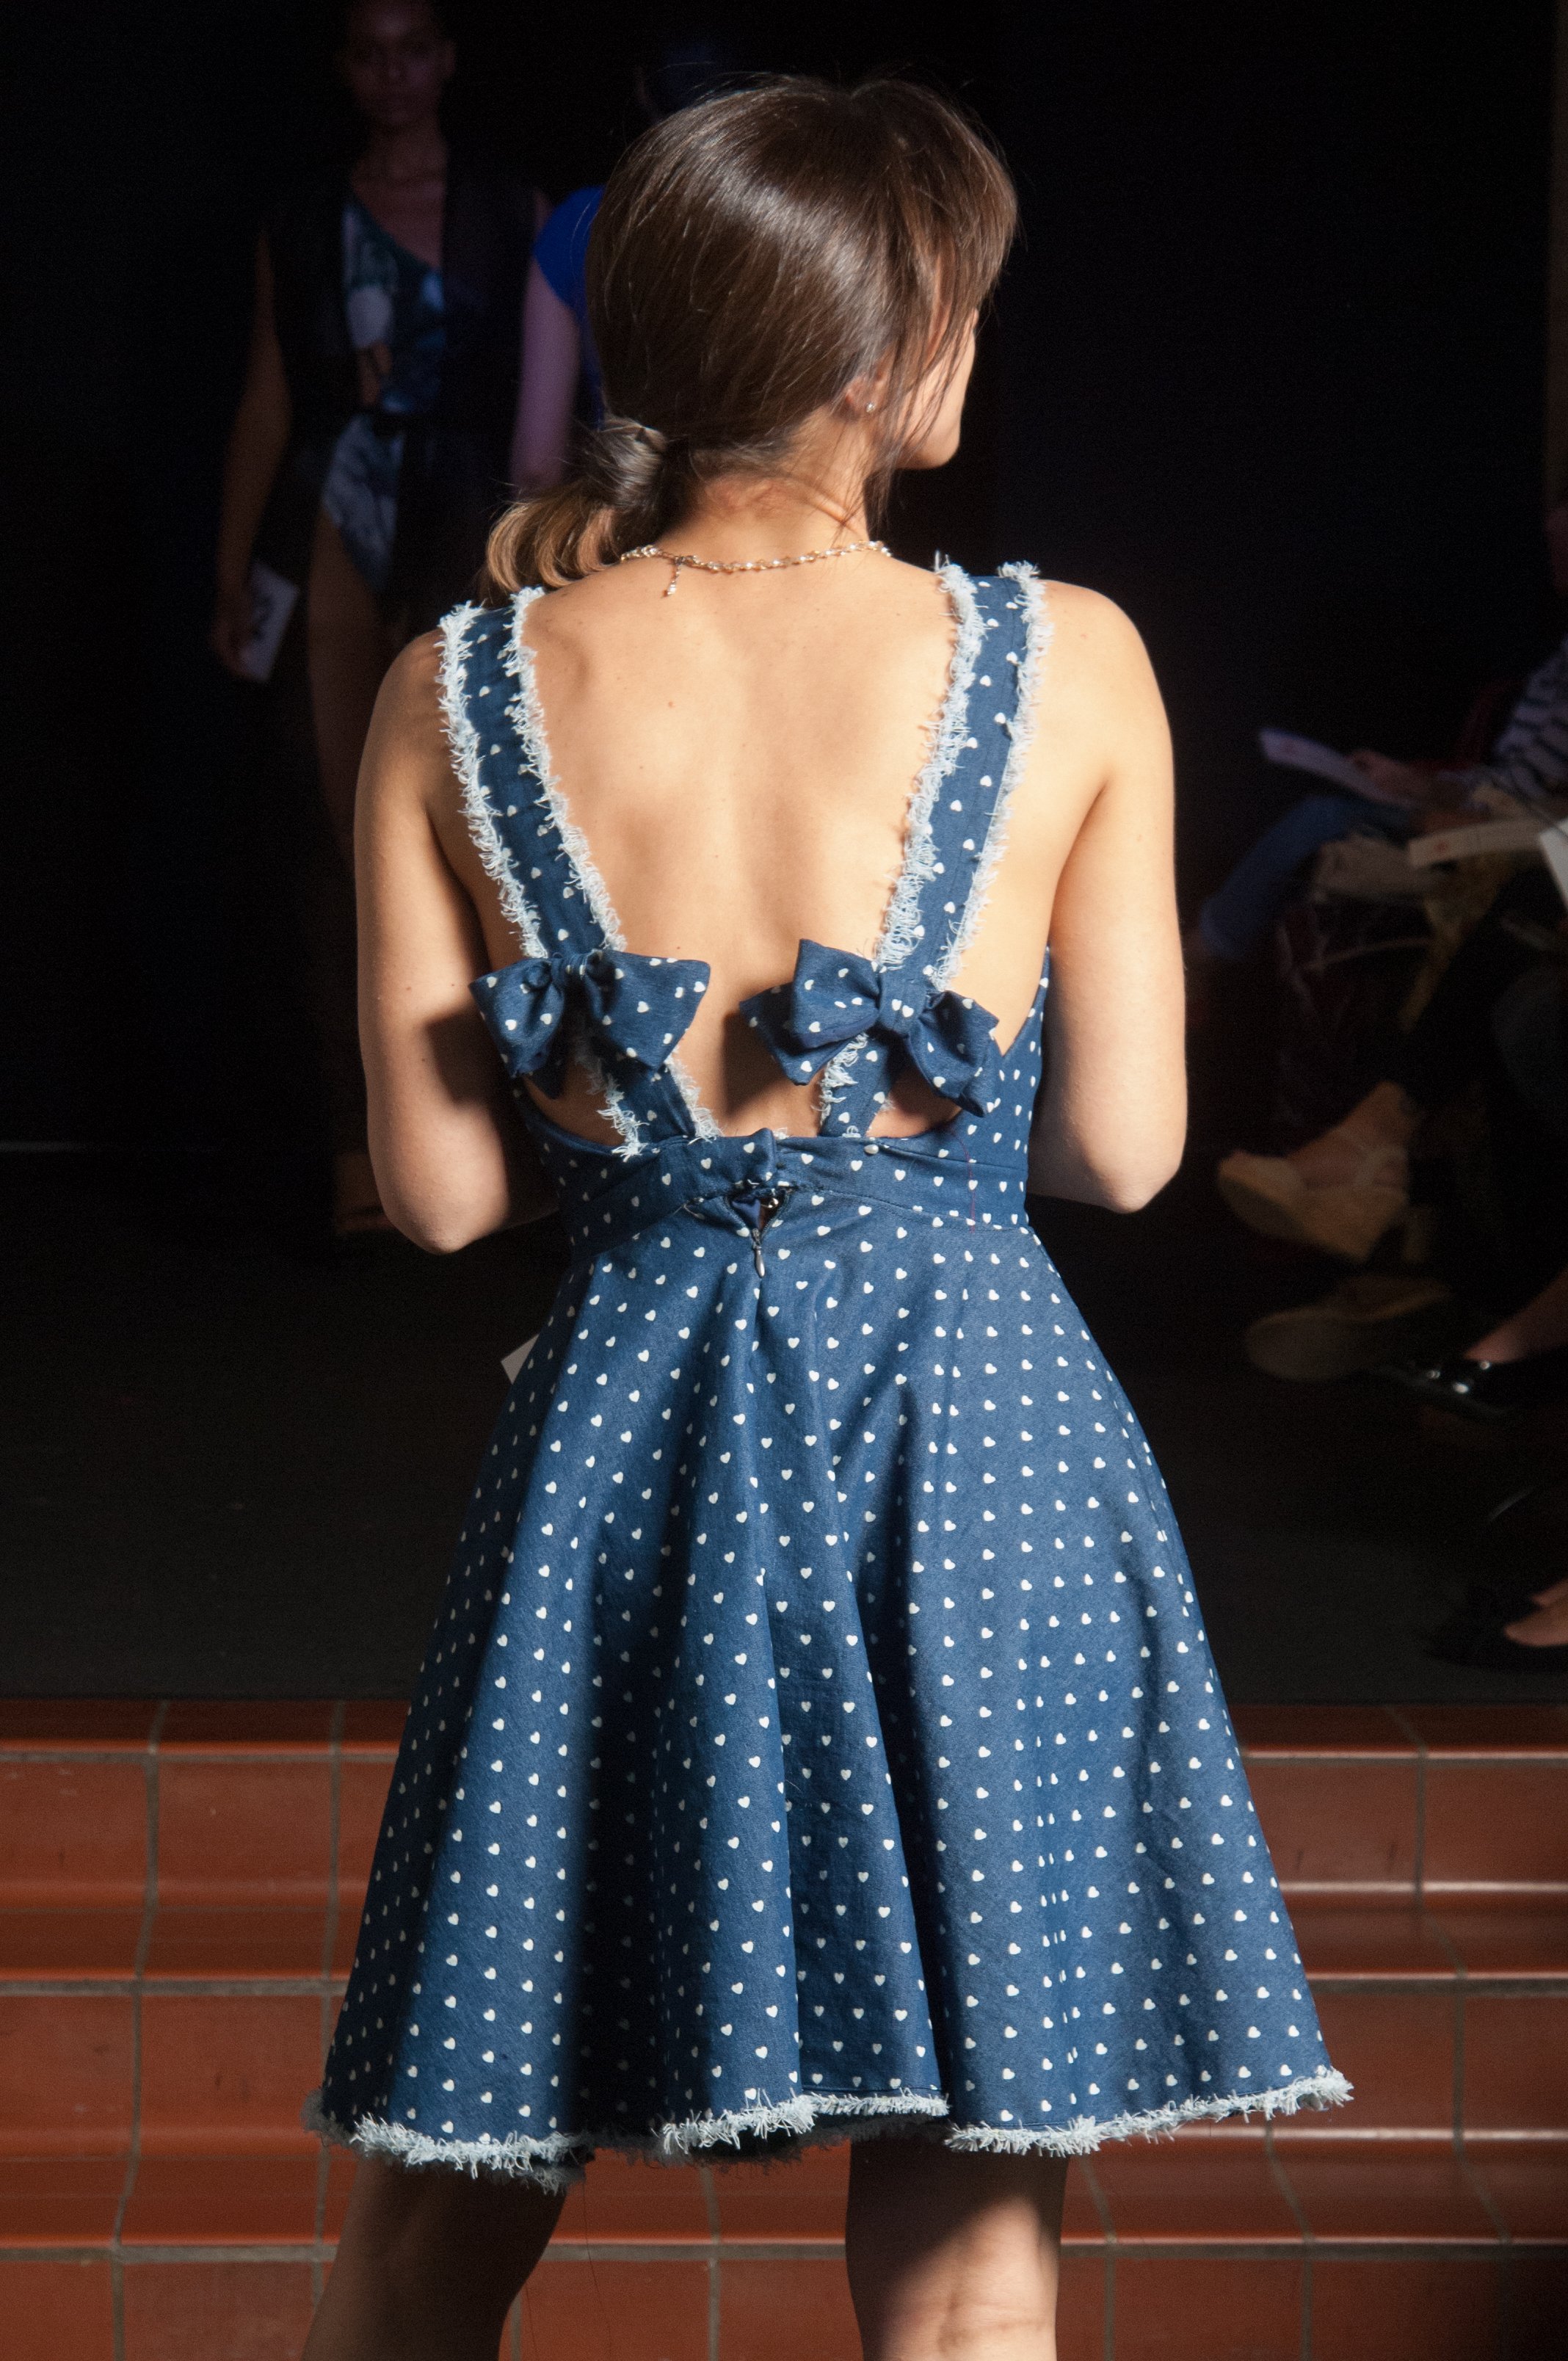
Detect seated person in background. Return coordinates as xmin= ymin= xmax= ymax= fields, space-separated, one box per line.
xmin=1187 ymin=495 xmax=1568 ymax=973
xmin=1216 ymin=863 xmax=1566 ymax=1261
xmin=1229 ymin=884 xmax=1567 ymax=1401
xmin=509 ymin=21 xmax=738 ymax=490
xmin=1413 ymin=1259 xmax=1568 ymax=1670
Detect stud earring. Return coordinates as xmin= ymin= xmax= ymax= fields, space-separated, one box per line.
xmin=865 ymin=399 xmax=876 ymax=413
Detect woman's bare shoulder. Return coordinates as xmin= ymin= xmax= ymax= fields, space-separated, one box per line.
xmin=1009 ymin=576 xmax=1169 ymax=824
xmin=1029 ymin=576 xmax=1164 ymax=730
xmin=1031 ymin=577 xmax=1150 ymax=669
xmin=361 ymin=628 xmax=451 ymax=804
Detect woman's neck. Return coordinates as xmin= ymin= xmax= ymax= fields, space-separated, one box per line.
xmin=670 ymin=447 xmax=875 ymax=562
xmin=355 ymin=120 xmax=447 ymax=189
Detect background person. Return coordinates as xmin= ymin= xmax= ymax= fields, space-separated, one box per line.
xmin=211 ymin=0 xmax=544 ymax=1233
xmin=1186 ymin=495 xmax=1568 ymax=979
xmin=509 ymin=20 xmax=738 ymax=490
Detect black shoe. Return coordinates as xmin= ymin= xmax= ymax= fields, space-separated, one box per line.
xmin=1383 ymin=1343 xmax=1568 ymax=1420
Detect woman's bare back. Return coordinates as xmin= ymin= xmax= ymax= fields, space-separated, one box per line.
xmin=427 ymin=553 xmax=1114 ymax=1147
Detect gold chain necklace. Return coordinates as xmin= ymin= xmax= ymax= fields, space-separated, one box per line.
xmin=618 ymin=538 xmax=890 ymax=597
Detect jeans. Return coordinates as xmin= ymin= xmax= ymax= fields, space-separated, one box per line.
xmin=1198 ymin=791 xmax=1412 ymax=962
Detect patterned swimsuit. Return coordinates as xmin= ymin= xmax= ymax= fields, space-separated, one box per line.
xmin=313 ymin=565 xmax=1349 ymax=2183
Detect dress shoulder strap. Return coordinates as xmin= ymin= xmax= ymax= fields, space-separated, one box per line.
xmin=816 ymin=564 xmax=1049 ymax=1136
xmin=903 ymin=565 xmax=1048 ymax=987
xmin=440 ymin=592 xmax=711 ymax=1151
xmin=438 ymin=591 xmax=608 ymax=962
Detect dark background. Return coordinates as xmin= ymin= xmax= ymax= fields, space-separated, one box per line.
xmin=1 ymin=0 xmax=1554 ymax=1151
xmin=1 ymin=1 xmax=1561 ymax=1702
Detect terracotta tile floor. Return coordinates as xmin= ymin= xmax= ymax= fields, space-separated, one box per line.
xmin=0 ymin=1701 xmax=1563 ymax=2358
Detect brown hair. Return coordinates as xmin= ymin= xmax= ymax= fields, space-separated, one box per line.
xmin=485 ymin=76 xmax=1016 ymax=592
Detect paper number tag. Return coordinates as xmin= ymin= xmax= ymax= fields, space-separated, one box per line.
xmin=238 ymin=559 xmax=300 ymax=684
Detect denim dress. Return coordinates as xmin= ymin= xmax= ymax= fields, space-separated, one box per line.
xmin=313 ymin=565 xmax=1349 ymax=2183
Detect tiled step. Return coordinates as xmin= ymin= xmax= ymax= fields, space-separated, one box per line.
xmin=1 ymin=1702 xmax=1564 ymax=2359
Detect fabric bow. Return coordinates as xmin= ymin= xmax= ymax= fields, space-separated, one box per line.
xmin=741 ymin=940 xmax=1000 ymax=1115
xmin=471 ymin=950 xmax=711 ymax=1097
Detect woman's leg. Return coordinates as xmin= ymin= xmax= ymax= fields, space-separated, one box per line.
xmin=302 ymin=2155 xmax=565 ymax=2361
xmin=1196 ymin=792 xmax=1407 ymax=965
xmin=846 ymin=2139 xmax=1068 ymax=2361
xmin=1468 ymin=1261 xmax=1568 ymax=1363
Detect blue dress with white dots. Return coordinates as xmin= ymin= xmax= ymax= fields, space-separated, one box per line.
xmin=313 ymin=565 xmax=1349 ymax=2184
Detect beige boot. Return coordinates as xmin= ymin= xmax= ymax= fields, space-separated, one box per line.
xmin=1216 ymin=1140 xmax=1409 ymax=1263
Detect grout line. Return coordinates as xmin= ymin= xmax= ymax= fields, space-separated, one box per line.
xmin=1388 ymin=1700 xmax=1426 ymax=1898
xmin=1451 ymin=1966 xmax=1467 ymax=2158
xmin=1078 ymin=2159 xmax=1116 ymax=2244
xmin=110 ymin=1700 xmax=167 ymax=2361
xmin=1264 ymin=2125 xmax=1313 ymax=2361
xmin=1460 ymin=2151 xmax=1511 ymax=2248
xmin=323 ymin=1703 xmax=345 ymax=1982
xmin=0 ymin=1744 xmax=391 ymax=1764
xmin=1300 ymin=2246 xmax=1313 ymax=2361
xmin=1076 ymin=2159 xmax=1117 ymax=2361
xmin=0 ymin=1978 xmax=353 ymax=1999
xmin=699 ymin=2165 xmax=722 ymax=2361
xmin=1264 ymin=2125 xmax=1313 ymax=2242
xmin=0 ymin=2235 xmax=1546 ymax=2268
xmin=313 ymin=1700 xmax=347 ymax=2305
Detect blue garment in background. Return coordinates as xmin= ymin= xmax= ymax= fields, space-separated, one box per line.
xmin=1198 ymin=792 xmax=1413 ymax=963
xmin=321 ymin=197 xmax=446 ymax=593
xmin=533 ymin=184 xmax=604 ymax=420
xmin=313 ymin=566 xmax=1346 ymax=2181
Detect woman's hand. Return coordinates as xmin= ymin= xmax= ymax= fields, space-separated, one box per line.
xmin=210 ymin=576 xmax=254 ymax=677
xmin=1348 ymin=750 xmax=1436 ymax=805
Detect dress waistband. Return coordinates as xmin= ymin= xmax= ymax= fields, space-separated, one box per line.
xmin=553 ymin=1128 xmax=1028 ymax=1262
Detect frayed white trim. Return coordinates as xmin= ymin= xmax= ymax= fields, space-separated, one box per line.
xmin=818 ymin=564 xmax=981 ymax=1124
xmin=439 ymin=603 xmax=545 ymax=958
xmin=879 ymin=563 xmax=983 ymax=976
xmin=597 ymin=1062 xmax=645 ymax=1159
xmin=934 ymin=562 xmax=1051 ymax=989
xmin=503 ymin=592 xmax=627 ymax=954
xmin=305 ymin=2090 xmax=584 ymax=2191
xmin=504 ymin=592 xmax=719 ymax=1147
xmin=944 ymin=2067 xmax=1354 ymax=2157
xmin=658 ymin=2088 xmax=948 ymax=2161
xmin=308 ymin=2067 xmax=1350 ymax=2187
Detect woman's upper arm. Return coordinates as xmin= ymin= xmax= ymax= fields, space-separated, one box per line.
xmin=1029 ymin=590 xmax=1185 ymax=1208
xmin=356 ymin=637 xmax=553 ymax=1250
xmin=511 ymin=261 xmax=582 ymax=490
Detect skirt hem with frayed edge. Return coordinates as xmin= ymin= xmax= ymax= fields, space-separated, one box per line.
xmin=304 ymin=2068 xmax=1353 ymax=2191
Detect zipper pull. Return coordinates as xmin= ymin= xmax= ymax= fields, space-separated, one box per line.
xmin=729 ymin=1180 xmax=793 ymax=1277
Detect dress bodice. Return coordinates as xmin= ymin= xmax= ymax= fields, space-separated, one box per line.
xmin=443 ymin=565 xmax=1050 ymax=1247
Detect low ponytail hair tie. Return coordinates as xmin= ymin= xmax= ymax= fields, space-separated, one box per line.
xmin=603 ymin=415 xmax=668 ymax=455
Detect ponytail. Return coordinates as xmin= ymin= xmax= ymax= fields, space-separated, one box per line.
xmin=486 ymin=418 xmax=692 ymax=594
